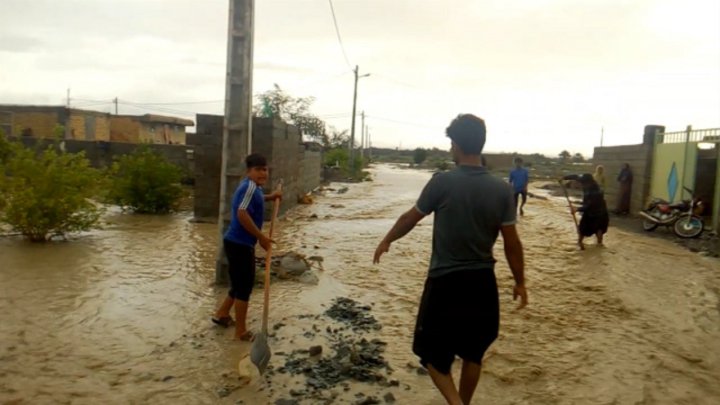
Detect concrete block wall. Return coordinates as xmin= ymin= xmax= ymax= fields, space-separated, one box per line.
xmin=11 ymin=136 xmax=192 ymax=174
xmin=592 ymin=144 xmax=654 ymax=213
xmin=190 ymin=115 xmax=324 ymax=222
xmin=190 ymin=115 xmax=224 ymax=221
xmin=303 ymin=149 xmax=322 ymax=193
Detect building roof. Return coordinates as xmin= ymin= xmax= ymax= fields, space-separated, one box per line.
xmin=0 ymin=104 xmax=194 ymax=126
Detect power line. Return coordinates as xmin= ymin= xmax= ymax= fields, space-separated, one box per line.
xmin=127 ymin=100 xmax=224 ymax=106
xmin=365 ymin=114 xmax=438 ymax=130
xmin=327 ymin=0 xmax=352 ymax=69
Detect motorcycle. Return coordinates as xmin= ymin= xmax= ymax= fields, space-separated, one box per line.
xmin=638 ymin=186 xmax=704 ymax=238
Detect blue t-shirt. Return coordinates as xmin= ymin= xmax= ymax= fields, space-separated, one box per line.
xmin=224 ymin=178 xmax=264 ymax=246
xmin=509 ymin=167 xmax=529 ymax=193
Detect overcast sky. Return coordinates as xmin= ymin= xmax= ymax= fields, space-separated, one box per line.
xmin=1 ymin=0 xmax=719 ymax=156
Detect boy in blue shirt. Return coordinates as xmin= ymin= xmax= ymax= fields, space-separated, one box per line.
xmin=212 ymin=153 xmax=282 ymax=340
xmin=509 ymin=157 xmax=529 ymax=216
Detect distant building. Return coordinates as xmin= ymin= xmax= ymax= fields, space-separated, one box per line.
xmin=0 ymin=104 xmax=193 ymax=144
xmin=109 ymin=114 xmax=193 ymax=144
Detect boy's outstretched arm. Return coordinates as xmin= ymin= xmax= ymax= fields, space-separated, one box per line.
xmin=373 ymin=207 xmax=425 ymax=264
xmin=500 ymin=224 xmax=528 ymax=309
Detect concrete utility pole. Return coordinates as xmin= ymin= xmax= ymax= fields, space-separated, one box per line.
xmin=360 ymin=111 xmax=365 ymax=161
xmin=114 ymin=97 xmax=119 ymax=115
xmin=349 ymin=66 xmax=369 ymax=175
xmin=65 ymin=88 xmax=71 ymax=140
xmin=216 ymin=0 xmax=255 ymax=284
xmin=367 ymin=126 xmax=372 ymax=161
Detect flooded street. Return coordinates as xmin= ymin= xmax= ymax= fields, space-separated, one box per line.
xmin=1 ymin=164 xmax=719 ymax=404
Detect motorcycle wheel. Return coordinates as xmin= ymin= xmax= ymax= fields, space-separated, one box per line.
xmin=673 ymin=215 xmax=704 ymax=238
xmin=642 ymin=209 xmax=660 ymax=231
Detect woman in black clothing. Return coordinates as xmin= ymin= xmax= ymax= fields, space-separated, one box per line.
xmin=615 ymin=163 xmax=633 ymax=214
xmin=563 ymin=173 xmax=610 ymax=249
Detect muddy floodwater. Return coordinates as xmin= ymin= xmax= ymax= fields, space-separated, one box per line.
xmin=1 ymin=164 xmax=719 ymax=404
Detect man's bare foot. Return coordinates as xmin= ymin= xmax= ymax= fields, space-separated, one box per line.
xmin=234 ymin=330 xmax=255 ymax=342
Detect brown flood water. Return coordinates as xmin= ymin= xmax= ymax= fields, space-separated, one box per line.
xmin=1 ymin=164 xmax=719 ymax=404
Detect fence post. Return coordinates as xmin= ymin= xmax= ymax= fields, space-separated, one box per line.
xmin=681 ymin=125 xmax=692 ymax=200
xmin=714 ymin=144 xmax=720 ymax=233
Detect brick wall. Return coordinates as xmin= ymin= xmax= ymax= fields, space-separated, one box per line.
xmin=110 ymin=116 xmax=141 ymax=143
xmin=593 ymin=144 xmax=654 ymax=213
xmin=9 ymin=111 xmax=62 ymax=138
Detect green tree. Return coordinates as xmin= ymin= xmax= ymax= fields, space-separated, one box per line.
xmin=324 ymin=148 xmax=349 ymax=168
xmin=572 ymin=152 xmax=585 ymax=163
xmin=0 ymin=141 xmax=103 ymax=242
xmin=413 ymin=148 xmax=428 ymax=165
xmin=107 ymin=147 xmax=183 ymax=213
xmin=326 ymin=127 xmax=350 ymax=149
xmin=254 ymin=84 xmax=327 ymax=145
xmin=0 ymin=129 xmax=11 ymax=164
xmin=559 ymin=150 xmax=571 ymax=161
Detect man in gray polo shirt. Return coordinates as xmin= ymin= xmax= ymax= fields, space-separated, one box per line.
xmin=374 ymin=114 xmax=527 ymax=405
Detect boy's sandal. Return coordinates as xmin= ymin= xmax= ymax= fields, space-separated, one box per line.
xmin=211 ymin=316 xmax=234 ymax=328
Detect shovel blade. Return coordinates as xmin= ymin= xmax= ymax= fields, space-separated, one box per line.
xmin=250 ymin=332 xmax=271 ymax=374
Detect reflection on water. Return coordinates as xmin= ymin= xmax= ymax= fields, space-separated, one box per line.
xmin=1 ymin=164 xmax=719 ymax=404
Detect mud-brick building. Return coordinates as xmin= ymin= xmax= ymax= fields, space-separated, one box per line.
xmin=0 ymin=105 xmax=194 ymax=144
xmin=109 ymin=114 xmax=193 ymax=144
xmin=0 ymin=105 xmax=111 ymax=141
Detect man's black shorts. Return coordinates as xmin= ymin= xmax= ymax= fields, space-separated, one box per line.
xmin=413 ymin=269 xmax=499 ymax=375
xmin=223 ymin=239 xmax=256 ymax=301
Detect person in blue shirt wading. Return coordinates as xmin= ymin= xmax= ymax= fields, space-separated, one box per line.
xmin=509 ymin=157 xmax=530 ymax=216
xmin=212 ymin=153 xmax=282 ymax=341
xmin=373 ymin=114 xmax=528 ymax=405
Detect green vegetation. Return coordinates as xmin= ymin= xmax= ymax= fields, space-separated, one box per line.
xmin=413 ymin=148 xmax=428 ymax=165
xmin=107 ymin=147 xmax=184 ymax=214
xmin=0 ymin=131 xmax=103 ymax=241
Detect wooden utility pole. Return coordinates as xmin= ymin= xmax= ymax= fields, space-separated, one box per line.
xmin=216 ymin=0 xmax=255 ymax=284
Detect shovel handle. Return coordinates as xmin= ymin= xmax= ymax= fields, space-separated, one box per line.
xmin=261 ymin=181 xmax=282 ymax=334
xmin=559 ymin=180 xmax=580 ymax=231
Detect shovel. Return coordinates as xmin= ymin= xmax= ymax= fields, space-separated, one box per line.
xmin=558 ymin=179 xmax=580 ymax=232
xmin=249 ymin=182 xmax=282 ymax=374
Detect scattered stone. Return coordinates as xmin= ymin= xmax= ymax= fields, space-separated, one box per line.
xmin=310 ymin=214 xmax=318 ymax=219
xmin=384 ymin=392 xmax=396 ymax=403
xmin=275 ymin=351 xmax=287 ymax=356
xmin=162 ymin=375 xmax=174 ymax=382
xmin=388 ymin=379 xmax=400 ymax=387
xmin=357 ymin=396 xmax=381 ymax=405
xmin=275 ymin=399 xmax=299 ymax=405
xmin=217 ymin=385 xmax=240 ymax=398
xmin=314 ymin=245 xmax=320 ymax=249
xmin=326 ymin=297 xmax=382 ymax=332
xmin=416 ymin=367 xmax=428 ymax=376
xmin=337 ymin=187 xmax=349 ymax=194
xmin=330 ymin=204 xmax=346 ymax=208
xmin=309 ymin=345 xmax=323 ymax=357
xmin=273 ymin=323 xmax=286 ymax=331
xmin=289 ymin=389 xmax=306 ymax=397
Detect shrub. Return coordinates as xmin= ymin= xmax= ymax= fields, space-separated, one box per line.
xmin=0 ymin=140 xmax=103 ymax=242
xmin=107 ymin=147 xmax=183 ymax=213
